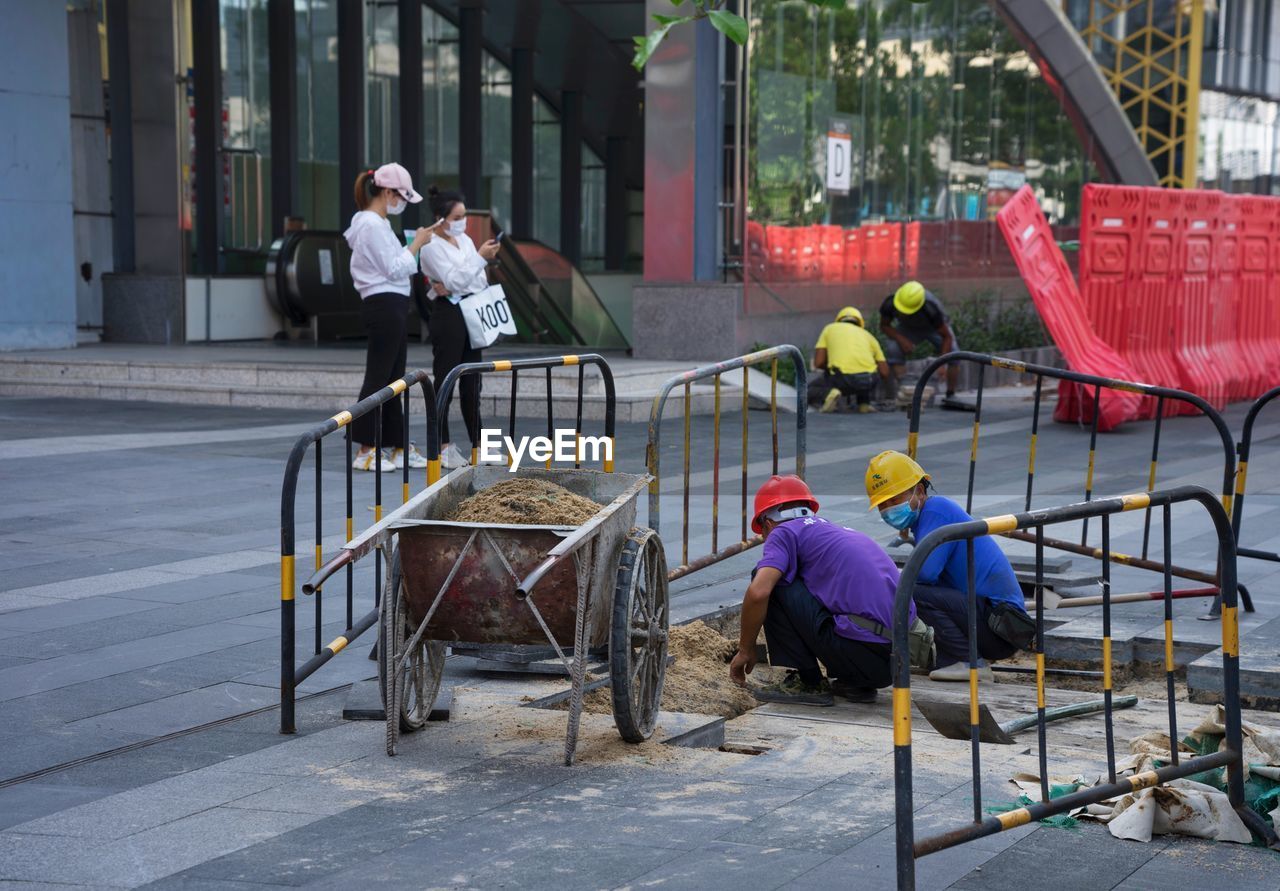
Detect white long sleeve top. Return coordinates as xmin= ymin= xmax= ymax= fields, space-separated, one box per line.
xmin=419 ymin=233 xmax=491 ymax=302
xmin=343 ymin=210 xmax=417 ymax=298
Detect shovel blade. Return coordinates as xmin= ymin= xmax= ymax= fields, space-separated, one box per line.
xmin=915 ymin=698 xmax=1016 ymax=745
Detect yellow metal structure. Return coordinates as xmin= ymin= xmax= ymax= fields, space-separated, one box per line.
xmin=1068 ymin=0 xmax=1205 ymax=188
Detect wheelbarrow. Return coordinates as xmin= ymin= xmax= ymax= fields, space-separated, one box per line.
xmin=374 ymin=465 xmax=669 ymax=765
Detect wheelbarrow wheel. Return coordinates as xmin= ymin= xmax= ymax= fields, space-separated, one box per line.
xmin=609 ymin=528 xmax=669 ymax=743
xmin=379 ymin=545 xmax=446 ymax=756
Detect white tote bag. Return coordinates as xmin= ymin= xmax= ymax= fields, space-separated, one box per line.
xmin=458 ymin=283 xmax=517 ymax=348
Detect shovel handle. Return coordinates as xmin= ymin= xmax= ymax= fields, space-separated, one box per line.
xmin=1002 ymin=694 xmax=1137 ymax=736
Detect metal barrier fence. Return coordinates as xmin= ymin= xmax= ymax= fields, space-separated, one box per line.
xmin=907 ymin=351 xmax=1254 ymax=615
xmin=1232 ymin=385 xmax=1280 ymax=564
xmin=890 ymin=485 xmax=1269 ymax=890
xmin=646 ymin=346 xmax=807 ymax=580
xmin=428 ymin=354 xmax=617 ymax=477
xmin=279 ymin=370 xmax=437 ymax=733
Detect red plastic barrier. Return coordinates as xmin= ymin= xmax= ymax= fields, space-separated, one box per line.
xmin=1239 ymin=196 xmax=1280 ymax=387
xmin=843 ymin=227 xmax=863 ymax=283
xmin=903 ymin=221 xmax=921 ymax=278
xmin=746 ymin=221 xmax=769 ymax=281
xmin=818 ymin=224 xmax=844 ymax=282
xmin=1176 ymin=192 xmax=1230 ymax=409
xmin=952 ymin=221 xmax=991 ymax=276
xmin=1215 ymin=198 xmax=1251 ymax=398
xmin=1079 ymin=184 xmax=1163 ymax=418
xmin=862 ymin=223 xmax=903 ymax=281
xmin=996 ymin=186 xmax=1142 ymax=431
xmin=766 ymin=225 xmax=794 ymax=282
xmin=797 ymin=226 xmax=820 ymax=282
xmin=1133 ymin=189 xmax=1196 ymax=415
xmin=916 ymin=221 xmax=949 ymax=278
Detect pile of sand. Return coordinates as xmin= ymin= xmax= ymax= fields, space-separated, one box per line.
xmin=573 ymin=620 xmax=760 ymax=720
xmin=448 ymin=479 xmax=601 ymax=526
xmin=661 ymin=621 xmax=759 ymax=718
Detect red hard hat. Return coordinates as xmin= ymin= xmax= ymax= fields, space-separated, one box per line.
xmin=751 ymin=475 xmax=819 ymax=534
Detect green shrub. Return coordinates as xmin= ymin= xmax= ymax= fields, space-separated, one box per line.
xmin=747 ymin=342 xmax=806 ymax=387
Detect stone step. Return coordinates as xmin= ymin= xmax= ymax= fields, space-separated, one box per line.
xmin=0 ymin=372 xmax=729 ymax=423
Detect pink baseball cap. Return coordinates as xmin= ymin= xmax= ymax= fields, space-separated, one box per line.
xmin=372 ymin=163 xmax=423 ymax=204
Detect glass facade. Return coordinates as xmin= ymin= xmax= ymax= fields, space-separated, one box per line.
xmin=220 ymin=0 xmax=271 ymax=268
xmin=1199 ymin=90 xmax=1280 ymax=193
xmin=296 ymin=0 xmax=339 ymax=233
xmin=745 ymin=0 xmax=1097 ymax=313
xmin=365 ymin=0 xmax=399 ymax=171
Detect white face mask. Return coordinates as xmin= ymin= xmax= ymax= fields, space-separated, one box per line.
xmin=448 ymin=219 xmax=466 ymax=236
xmin=387 ymin=197 xmax=406 ymax=216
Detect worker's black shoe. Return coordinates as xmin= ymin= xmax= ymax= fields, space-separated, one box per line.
xmin=751 ymin=671 xmax=834 ymax=706
xmin=831 ymin=680 xmax=877 ymax=703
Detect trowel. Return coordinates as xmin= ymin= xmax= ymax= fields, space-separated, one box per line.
xmin=915 ymin=694 xmax=1138 ymax=745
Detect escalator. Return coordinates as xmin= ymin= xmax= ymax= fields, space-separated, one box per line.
xmin=266 ymin=211 xmax=629 ymax=350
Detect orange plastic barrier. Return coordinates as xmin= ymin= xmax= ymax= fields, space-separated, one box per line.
xmin=1238 ymin=196 xmax=1280 ymax=387
xmin=862 ymin=222 xmax=902 ymax=281
xmin=843 ymin=227 xmax=863 ymax=283
xmin=997 ymin=186 xmax=1142 ymax=431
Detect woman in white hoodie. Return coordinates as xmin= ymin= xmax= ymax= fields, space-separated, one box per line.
xmin=344 ymin=163 xmax=440 ymax=472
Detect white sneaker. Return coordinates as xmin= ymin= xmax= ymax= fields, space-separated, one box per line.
xmin=352 ymin=447 xmax=395 ymax=473
xmin=928 ymin=661 xmax=994 ymax=683
xmin=392 ymin=443 xmax=429 ymax=470
xmin=440 ymin=444 xmax=470 ymax=470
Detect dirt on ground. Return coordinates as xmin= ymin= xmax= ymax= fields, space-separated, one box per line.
xmin=572 ymin=620 xmax=764 ymax=720
xmin=448 ymin=479 xmax=601 ymax=526
xmin=992 ymin=653 xmax=1189 ymax=700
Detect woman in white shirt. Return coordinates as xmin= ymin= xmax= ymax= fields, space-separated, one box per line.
xmin=418 ymin=187 xmax=501 ymax=467
xmin=343 ymin=163 xmax=441 ymax=472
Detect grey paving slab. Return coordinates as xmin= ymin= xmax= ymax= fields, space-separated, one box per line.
xmin=0 ymin=622 xmax=275 ymax=702
xmin=1 ymin=614 xmax=185 ymax=660
xmin=0 ymin=548 xmax=206 ymax=593
xmin=107 ymin=572 xmax=279 ymax=605
xmin=162 ymin=801 xmax=452 ymax=887
xmin=64 ymin=682 xmax=281 ymax=738
xmin=948 ymin=822 xmax=1166 ymax=891
xmin=782 ymin=823 xmax=1000 ymax=891
xmin=0 ymin=593 xmax=167 ymax=634
xmin=80 ymin=806 xmax=322 ymax=888
xmin=622 ymin=840 xmax=831 ymax=891
xmin=1114 ymin=836 xmax=1280 ymax=890
xmin=0 ymin=783 xmax=114 ymax=832
xmin=8 ymin=770 xmax=286 ymax=840
xmin=717 ymin=781 xmax=900 ymax=855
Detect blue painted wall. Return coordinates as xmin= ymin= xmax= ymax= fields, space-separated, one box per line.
xmin=0 ymin=0 xmax=76 ymax=350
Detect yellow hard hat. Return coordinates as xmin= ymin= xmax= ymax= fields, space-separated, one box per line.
xmin=865 ymin=450 xmax=930 ymax=509
xmin=835 ymin=306 xmax=864 ymax=327
xmin=893 ymin=281 xmax=926 ymax=315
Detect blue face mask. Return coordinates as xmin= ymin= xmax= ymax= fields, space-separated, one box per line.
xmin=881 ymin=499 xmax=919 ymax=531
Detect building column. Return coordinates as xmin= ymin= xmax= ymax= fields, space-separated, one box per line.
xmin=458 ymin=0 xmax=483 ymax=203
xmin=692 ymin=17 xmax=723 ymax=281
xmin=337 ymin=0 xmax=365 ymax=226
xmin=559 ymin=90 xmax=582 ymax=265
xmin=398 ymin=0 xmax=423 ymax=228
xmin=106 ymin=0 xmax=134 ymax=273
xmin=605 ymin=135 xmax=627 ymax=270
xmin=268 ymin=0 xmax=297 ymax=238
xmin=510 ymin=46 xmax=534 ymax=238
xmin=192 ymin=0 xmax=222 ymax=275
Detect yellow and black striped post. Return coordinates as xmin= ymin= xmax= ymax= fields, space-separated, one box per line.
xmin=1024 ymin=375 xmax=1043 ymax=511
xmin=1101 ymin=513 xmax=1117 ymax=783
xmin=712 ymin=374 xmax=721 ymax=555
xmin=683 ymin=380 xmax=692 ymax=568
xmin=964 ymin=364 xmax=985 ymax=514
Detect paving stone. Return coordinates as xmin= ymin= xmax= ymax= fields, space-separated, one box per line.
xmin=10 ymin=770 xmax=285 ymax=840
xmin=947 ymin=822 xmax=1165 ymax=890
xmin=621 ymin=839 xmax=832 ymax=891
xmin=63 ymin=682 xmax=280 ymax=738
xmin=0 ymin=783 xmax=114 ymax=831
xmin=0 ymin=622 xmax=276 ymax=702
xmin=1 ymin=614 xmax=186 ymax=660
xmin=1114 ymin=836 xmax=1280 ymax=890
xmin=717 ymin=782 xmax=900 ymax=855
xmin=0 ymin=594 xmax=162 ymax=634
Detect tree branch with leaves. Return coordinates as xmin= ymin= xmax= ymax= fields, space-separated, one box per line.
xmin=632 ymin=0 xmax=849 ymax=70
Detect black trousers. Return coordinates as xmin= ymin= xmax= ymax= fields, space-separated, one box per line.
xmin=352 ymin=293 xmax=409 ymax=450
xmin=763 ymin=580 xmax=892 ymax=688
xmin=429 ymin=299 xmax=482 ymax=447
xmin=913 ymin=585 xmax=1018 ymax=668
xmin=806 ymin=370 xmax=878 ymax=406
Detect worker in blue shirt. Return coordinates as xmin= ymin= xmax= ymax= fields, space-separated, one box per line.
xmin=865 ymin=450 xmax=1034 ymax=682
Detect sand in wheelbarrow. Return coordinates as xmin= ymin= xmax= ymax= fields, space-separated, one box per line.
xmin=448 ymin=478 xmax=601 ymax=526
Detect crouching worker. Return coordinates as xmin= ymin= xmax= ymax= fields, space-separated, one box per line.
xmin=728 ymin=475 xmax=913 ymax=705
xmin=807 ymin=306 xmax=891 ymax=413
xmin=865 ymin=450 xmax=1035 ymax=682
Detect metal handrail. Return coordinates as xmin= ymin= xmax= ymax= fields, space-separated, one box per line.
xmin=889 ymin=485 xmax=1264 ymax=889
xmin=1231 ymin=385 xmax=1280 ymax=563
xmin=645 ymin=345 xmax=807 ymax=580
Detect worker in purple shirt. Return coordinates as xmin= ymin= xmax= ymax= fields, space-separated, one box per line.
xmin=729 ymin=475 xmax=910 ymax=706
